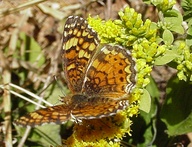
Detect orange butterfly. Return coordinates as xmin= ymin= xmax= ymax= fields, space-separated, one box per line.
xmin=14 ymin=16 xmax=137 ymax=127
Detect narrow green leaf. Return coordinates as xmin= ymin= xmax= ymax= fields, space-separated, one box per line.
xmin=139 ymin=89 xmax=151 ymax=113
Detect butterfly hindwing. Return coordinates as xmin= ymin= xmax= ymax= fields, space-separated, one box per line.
xmin=83 ymin=45 xmax=136 ymax=99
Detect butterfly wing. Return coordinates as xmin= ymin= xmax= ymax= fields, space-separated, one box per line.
xmin=71 ymin=98 xmax=129 ymax=120
xmin=14 ymin=105 xmax=71 ymax=127
xmin=82 ymin=45 xmax=137 ymax=99
xmin=62 ymin=16 xmax=99 ymax=93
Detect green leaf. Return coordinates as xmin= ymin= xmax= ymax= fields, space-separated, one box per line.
xmin=163 ymin=29 xmax=174 ymax=45
xmin=19 ymin=32 xmax=45 ymax=67
xmin=186 ymin=38 xmax=192 ymax=47
xmin=168 ymin=111 xmax=192 ymax=135
xmin=139 ymin=89 xmax=151 ymax=113
xmin=146 ymin=76 xmax=160 ymax=99
xmin=182 ymin=0 xmax=192 ymax=22
xmin=161 ymin=77 xmax=192 ymax=136
xmin=128 ymin=76 xmax=161 ymax=146
xmin=33 ymin=125 xmax=61 ymax=146
xmin=140 ymin=75 xmax=160 ymax=113
xmin=164 ymin=10 xmax=184 ymax=34
xmin=154 ymin=49 xmax=179 ymax=65
xmin=164 ymin=10 xmax=179 ymax=17
xmin=187 ymin=24 xmax=192 ymax=36
xmin=15 ymin=124 xmax=62 ymax=146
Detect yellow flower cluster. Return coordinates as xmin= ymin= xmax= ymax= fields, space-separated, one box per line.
xmin=175 ymin=41 xmax=192 ymax=81
xmin=152 ymin=0 xmax=176 ymax=13
xmin=66 ymin=112 xmax=132 ymax=146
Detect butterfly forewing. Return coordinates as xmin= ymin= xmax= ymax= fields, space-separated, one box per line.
xmin=62 ymin=16 xmax=99 ymax=93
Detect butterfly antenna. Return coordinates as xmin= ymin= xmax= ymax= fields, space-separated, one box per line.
xmin=37 ymin=78 xmax=54 ymax=95
xmin=54 ymin=75 xmax=67 ymax=97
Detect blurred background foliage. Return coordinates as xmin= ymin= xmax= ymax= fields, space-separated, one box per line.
xmin=0 ymin=0 xmax=192 ymax=146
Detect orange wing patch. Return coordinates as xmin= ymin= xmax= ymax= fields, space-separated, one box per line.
xmin=83 ymin=45 xmax=136 ymax=99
